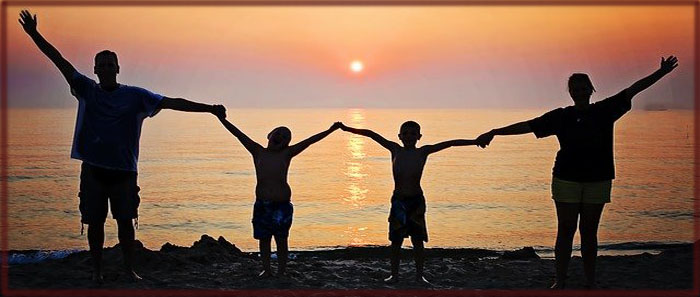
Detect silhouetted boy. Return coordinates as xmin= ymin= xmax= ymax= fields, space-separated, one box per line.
xmin=339 ymin=121 xmax=486 ymax=285
xmin=216 ymin=114 xmax=341 ymax=277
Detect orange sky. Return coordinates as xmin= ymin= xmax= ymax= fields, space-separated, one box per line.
xmin=6 ymin=5 xmax=694 ymax=108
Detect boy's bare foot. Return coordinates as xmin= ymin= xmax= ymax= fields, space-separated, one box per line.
xmin=383 ymin=275 xmax=399 ymax=284
xmin=549 ymin=281 xmax=566 ymax=289
xmin=415 ymin=276 xmax=432 ymax=286
xmin=258 ymin=270 xmax=274 ymax=278
xmin=126 ymin=270 xmax=142 ymax=282
xmin=91 ymin=272 xmax=104 ymax=285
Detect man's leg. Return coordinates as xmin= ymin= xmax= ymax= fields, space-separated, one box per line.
xmin=579 ymin=203 xmax=605 ymax=288
xmin=79 ymin=163 xmax=108 ymax=284
xmin=116 ymin=219 xmax=141 ymax=281
xmin=274 ymin=235 xmax=289 ymax=276
xmin=552 ymin=201 xmax=581 ymax=289
xmin=258 ymin=238 xmax=273 ymax=277
xmin=87 ymin=223 xmax=105 ymax=283
xmin=108 ymin=168 xmax=142 ymax=281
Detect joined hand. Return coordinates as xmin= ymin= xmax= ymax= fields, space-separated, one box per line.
xmin=212 ymin=104 xmax=226 ymax=119
xmin=475 ymin=131 xmax=494 ymax=148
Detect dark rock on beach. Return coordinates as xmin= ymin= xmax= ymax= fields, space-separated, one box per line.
xmin=500 ymin=246 xmax=539 ymax=260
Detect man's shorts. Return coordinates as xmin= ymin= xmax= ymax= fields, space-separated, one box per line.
xmin=551 ymin=177 xmax=612 ymax=204
xmin=388 ymin=192 xmax=428 ymax=242
xmin=252 ymin=199 xmax=294 ymax=240
xmin=79 ymin=162 xmax=140 ymax=224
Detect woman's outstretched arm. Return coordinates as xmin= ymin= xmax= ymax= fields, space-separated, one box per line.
xmin=476 ymin=121 xmax=533 ymax=147
xmin=624 ymin=56 xmax=678 ymax=99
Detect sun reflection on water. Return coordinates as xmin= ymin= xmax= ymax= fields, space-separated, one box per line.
xmin=343 ymin=109 xmax=371 ymax=245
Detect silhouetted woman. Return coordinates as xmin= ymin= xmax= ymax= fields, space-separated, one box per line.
xmin=477 ymin=56 xmax=678 ymax=289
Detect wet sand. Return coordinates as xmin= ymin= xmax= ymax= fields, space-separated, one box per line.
xmin=7 ymin=235 xmax=695 ymax=291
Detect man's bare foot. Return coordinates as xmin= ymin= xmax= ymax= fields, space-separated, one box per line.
xmin=550 ymin=280 xmax=566 ymax=289
xmin=416 ymin=276 xmax=432 ymax=286
xmin=91 ymin=272 xmax=104 ymax=285
xmin=258 ymin=270 xmax=274 ymax=278
xmin=383 ymin=274 xmax=399 ymax=284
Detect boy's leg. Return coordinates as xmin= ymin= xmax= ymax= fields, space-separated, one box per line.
xmin=410 ymin=236 xmax=427 ymax=283
xmin=552 ymin=201 xmax=580 ymax=289
xmin=385 ymin=238 xmax=403 ymax=283
xmin=117 ymin=219 xmax=141 ymax=281
xmin=274 ymin=235 xmax=289 ymax=275
xmin=579 ymin=203 xmax=605 ymax=288
xmin=258 ymin=238 xmax=273 ymax=277
xmin=87 ymin=223 xmax=105 ymax=283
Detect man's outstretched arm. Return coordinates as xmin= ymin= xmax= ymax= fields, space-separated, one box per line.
xmin=339 ymin=123 xmax=401 ymax=152
xmin=158 ymin=97 xmax=224 ymax=114
xmin=19 ymin=10 xmax=76 ymax=84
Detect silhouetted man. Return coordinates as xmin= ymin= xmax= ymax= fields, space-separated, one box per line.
xmin=19 ymin=9 xmax=226 ymax=283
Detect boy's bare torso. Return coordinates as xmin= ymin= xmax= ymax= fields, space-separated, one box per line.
xmin=254 ymin=149 xmax=292 ymax=202
xmin=391 ymin=147 xmax=428 ymax=197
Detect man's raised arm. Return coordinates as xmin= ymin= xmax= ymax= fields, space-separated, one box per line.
xmin=19 ymin=10 xmax=76 ymax=84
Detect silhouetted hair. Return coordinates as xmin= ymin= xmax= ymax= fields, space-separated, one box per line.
xmin=95 ymin=50 xmax=119 ymax=65
xmin=267 ymin=126 xmax=292 ymax=140
xmin=400 ymin=121 xmax=421 ymax=132
xmin=568 ymin=73 xmax=596 ymax=92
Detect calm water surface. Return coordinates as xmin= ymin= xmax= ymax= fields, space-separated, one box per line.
xmin=6 ymin=108 xmax=695 ymax=251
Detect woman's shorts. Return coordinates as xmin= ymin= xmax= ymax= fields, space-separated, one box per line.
xmin=551 ymin=177 xmax=612 ymax=204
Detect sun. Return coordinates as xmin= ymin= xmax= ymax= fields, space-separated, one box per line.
xmin=350 ymin=60 xmax=364 ymax=73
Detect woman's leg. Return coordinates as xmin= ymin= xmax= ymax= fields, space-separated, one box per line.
xmin=552 ymin=201 xmax=581 ymax=288
xmin=579 ymin=203 xmax=605 ymax=288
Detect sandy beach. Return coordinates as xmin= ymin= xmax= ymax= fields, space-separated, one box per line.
xmin=6 ymin=235 xmax=695 ymax=291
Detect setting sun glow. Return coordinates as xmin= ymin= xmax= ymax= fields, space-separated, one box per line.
xmin=350 ymin=60 xmax=364 ymax=73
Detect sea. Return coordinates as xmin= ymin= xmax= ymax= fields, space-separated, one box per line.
xmin=4 ymin=108 xmax=696 ymax=261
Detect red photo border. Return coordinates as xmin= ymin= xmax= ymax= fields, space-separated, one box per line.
xmin=1 ymin=0 xmax=698 ymax=296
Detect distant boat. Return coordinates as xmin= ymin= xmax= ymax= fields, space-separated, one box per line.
xmin=644 ymin=103 xmax=668 ymax=111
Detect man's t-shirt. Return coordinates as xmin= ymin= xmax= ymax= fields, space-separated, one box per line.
xmin=69 ymin=71 xmax=163 ymax=172
xmin=527 ymin=91 xmax=632 ymax=182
